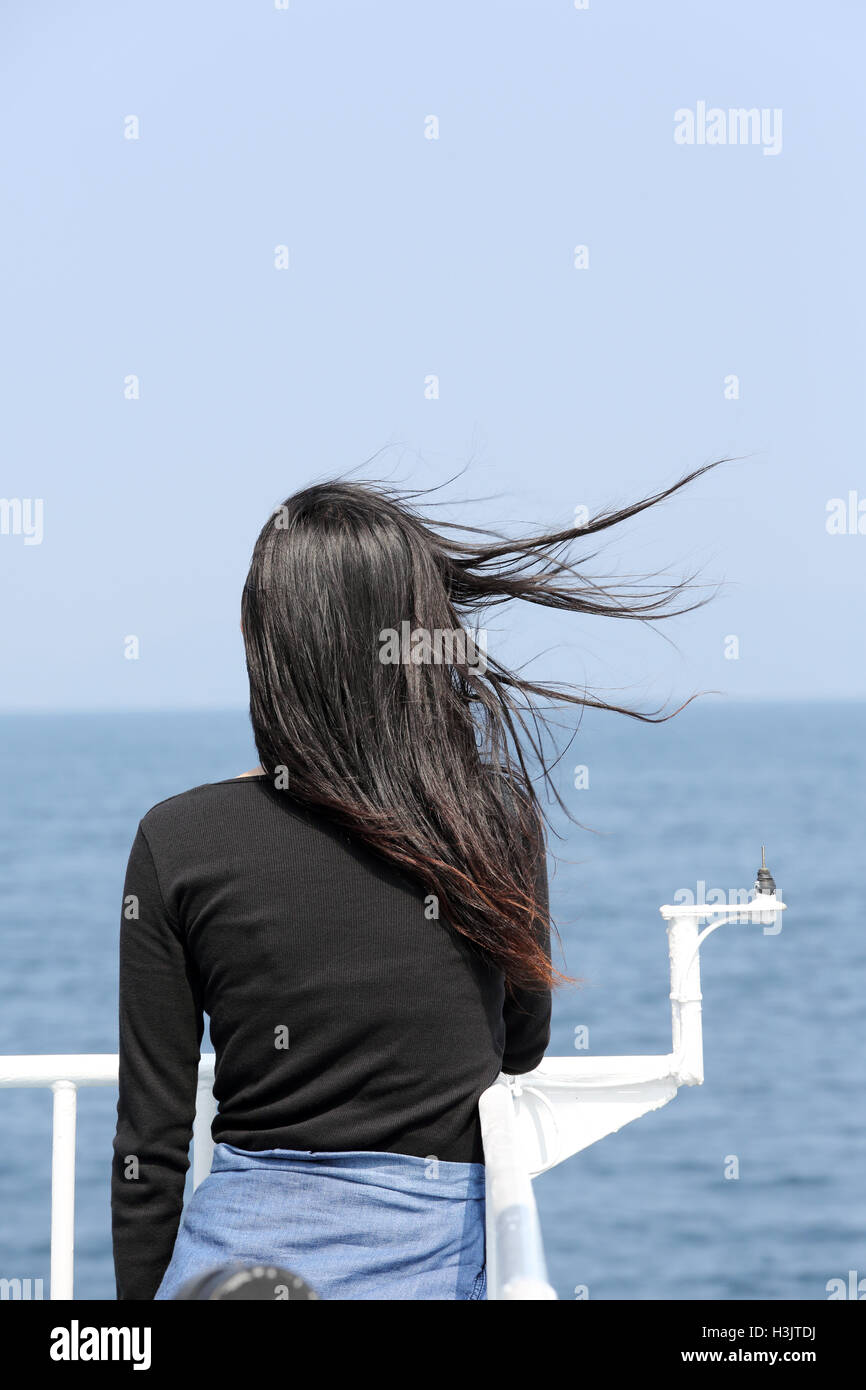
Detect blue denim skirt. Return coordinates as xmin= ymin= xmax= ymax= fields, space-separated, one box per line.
xmin=154 ymin=1143 xmax=487 ymax=1301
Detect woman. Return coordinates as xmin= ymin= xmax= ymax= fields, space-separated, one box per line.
xmin=111 ymin=465 xmax=718 ymax=1301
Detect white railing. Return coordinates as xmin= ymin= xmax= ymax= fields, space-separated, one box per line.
xmin=0 ymin=1052 xmax=216 ymax=1301
xmin=0 ymin=877 xmax=784 ymax=1301
xmin=470 ymin=882 xmax=785 ymax=1299
xmin=478 ymin=1080 xmax=556 ymax=1299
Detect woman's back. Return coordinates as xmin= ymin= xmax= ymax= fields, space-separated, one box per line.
xmin=112 ymin=773 xmax=549 ymax=1298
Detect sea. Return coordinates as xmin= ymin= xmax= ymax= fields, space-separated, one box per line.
xmin=0 ymin=701 xmax=863 ymax=1300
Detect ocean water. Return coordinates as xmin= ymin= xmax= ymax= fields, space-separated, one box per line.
xmin=0 ymin=702 xmax=863 ymax=1300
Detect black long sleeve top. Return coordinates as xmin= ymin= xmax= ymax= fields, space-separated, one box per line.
xmin=111 ymin=775 xmax=552 ymax=1300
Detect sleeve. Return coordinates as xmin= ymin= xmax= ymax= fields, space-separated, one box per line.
xmin=111 ymin=822 xmax=204 ymax=1300
xmin=501 ymin=812 xmax=552 ymax=1075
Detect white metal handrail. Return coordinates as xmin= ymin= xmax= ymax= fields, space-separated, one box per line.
xmin=0 ymin=1053 xmax=216 ymax=1300
xmin=0 ymin=877 xmax=785 ymax=1301
xmin=479 ymin=1080 xmax=556 ymax=1299
xmin=473 ymin=883 xmax=786 ymax=1299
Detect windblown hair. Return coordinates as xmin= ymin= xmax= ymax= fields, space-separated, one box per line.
xmin=241 ymin=463 xmax=722 ymax=994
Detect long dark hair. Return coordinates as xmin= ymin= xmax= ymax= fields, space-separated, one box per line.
xmin=241 ymin=462 xmax=722 ymax=995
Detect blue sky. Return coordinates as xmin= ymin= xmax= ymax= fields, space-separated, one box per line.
xmin=1 ymin=0 xmax=863 ymax=709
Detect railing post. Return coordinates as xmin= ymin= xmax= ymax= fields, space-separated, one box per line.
xmin=192 ymin=1071 xmax=217 ymax=1189
xmin=49 ymin=1080 xmax=78 ymax=1300
xmin=665 ymin=913 xmax=704 ymax=1086
xmin=479 ymin=1081 xmax=556 ymax=1300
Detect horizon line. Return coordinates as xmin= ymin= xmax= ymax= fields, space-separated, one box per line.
xmin=0 ymin=695 xmax=864 ymax=717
